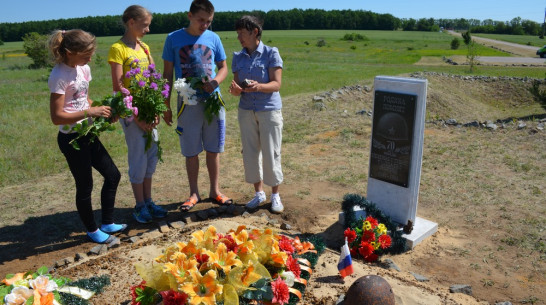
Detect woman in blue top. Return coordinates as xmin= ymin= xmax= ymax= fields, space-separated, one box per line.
xmin=229 ymin=15 xmax=284 ymax=213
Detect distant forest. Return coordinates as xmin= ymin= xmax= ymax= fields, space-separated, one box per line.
xmin=1 ymin=9 xmax=544 ymax=42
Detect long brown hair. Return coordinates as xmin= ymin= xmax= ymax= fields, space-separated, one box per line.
xmin=48 ymin=29 xmax=96 ymax=64
xmin=122 ymin=5 xmax=154 ymax=65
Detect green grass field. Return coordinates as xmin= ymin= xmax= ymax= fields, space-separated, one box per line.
xmin=0 ymin=30 xmax=544 ymax=187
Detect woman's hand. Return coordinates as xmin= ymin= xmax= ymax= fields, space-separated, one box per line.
xmin=88 ymin=106 xmax=112 ymax=118
xmin=228 ymin=80 xmax=243 ymax=96
xmin=243 ymin=80 xmax=260 ymax=93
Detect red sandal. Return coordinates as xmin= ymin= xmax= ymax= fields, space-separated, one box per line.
xmin=212 ymin=194 xmax=233 ymax=205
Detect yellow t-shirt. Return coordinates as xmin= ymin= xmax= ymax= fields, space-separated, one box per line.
xmin=108 ymin=40 xmax=151 ymax=88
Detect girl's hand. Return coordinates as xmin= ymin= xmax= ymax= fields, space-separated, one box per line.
xmin=152 ymin=115 xmax=160 ymax=128
xmin=228 ymin=80 xmax=243 ymax=96
xmin=88 ymin=106 xmax=112 ymax=118
xmin=135 ymin=116 xmax=154 ymax=132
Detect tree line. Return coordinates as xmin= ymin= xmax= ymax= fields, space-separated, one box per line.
xmin=1 ymin=9 xmax=544 ymax=42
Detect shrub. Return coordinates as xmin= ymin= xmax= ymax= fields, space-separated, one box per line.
xmin=316 ymin=39 xmax=326 ymax=47
xmin=22 ymin=32 xmax=49 ymax=69
xmin=529 ymin=80 xmax=546 ymax=110
xmin=0 ymin=40 xmax=4 ymax=46
xmin=451 ymin=37 xmax=460 ymax=50
xmin=342 ymin=33 xmax=368 ymax=41
xmin=94 ymin=53 xmax=104 ymax=66
xmin=350 ymin=45 xmax=357 ymax=50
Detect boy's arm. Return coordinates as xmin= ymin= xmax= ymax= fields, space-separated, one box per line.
xmin=162 ymin=60 xmax=174 ymax=126
xmin=204 ymin=60 xmax=227 ymax=93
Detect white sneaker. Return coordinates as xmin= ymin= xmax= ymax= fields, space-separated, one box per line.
xmin=271 ymin=194 xmax=284 ymax=214
xmin=246 ymin=192 xmax=266 ymax=209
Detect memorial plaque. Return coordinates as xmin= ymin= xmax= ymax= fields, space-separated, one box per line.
xmin=369 ymin=90 xmax=417 ymax=187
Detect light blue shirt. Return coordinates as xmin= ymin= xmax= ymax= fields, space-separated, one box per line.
xmin=162 ymin=28 xmax=226 ymax=98
xmin=232 ymin=41 xmax=283 ymax=111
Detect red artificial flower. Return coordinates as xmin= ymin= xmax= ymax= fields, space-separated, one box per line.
xmin=358 ymin=242 xmax=374 ymax=258
xmin=361 ymin=230 xmax=376 ymax=243
xmin=349 ymin=247 xmax=358 ymax=257
xmin=286 ymin=255 xmax=301 ymax=278
xmin=344 ymin=228 xmax=357 ymax=244
xmin=378 ymin=234 xmax=392 ymax=249
xmin=130 ymin=281 xmax=147 ymax=305
xmin=364 ymin=253 xmax=379 ymax=262
xmin=278 ymin=235 xmax=295 ymax=254
xmin=196 ymin=252 xmax=210 ymax=265
xmin=270 ymin=276 xmax=290 ymax=305
xmin=365 ymin=216 xmax=378 ymax=229
xmin=159 ymin=290 xmax=188 ymax=305
xmin=215 ymin=234 xmax=239 ymax=253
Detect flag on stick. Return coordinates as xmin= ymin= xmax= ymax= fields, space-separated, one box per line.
xmin=337 ymin=238 xmax=354 ymax=278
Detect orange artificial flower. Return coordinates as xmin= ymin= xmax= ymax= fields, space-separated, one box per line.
xmin=162 ymin=252 xmax=199 ymax=283
xmin=155 ymin=242 xmax=187 ymax=263
xmin=190 ymin=226 xmax=217 ymax=251
xmin=180 ymin=269 xmax=222 ymax=305
xmin=240 ymin=262 xmax=263 ymax=286
xmin=207 ymin=243 xmax=242 ymax=274
xmin=1 ymin=272 xmax=25 ymax=286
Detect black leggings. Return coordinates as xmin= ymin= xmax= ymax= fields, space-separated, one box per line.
xmin=57 ymin=132 xmax=121 ymax=232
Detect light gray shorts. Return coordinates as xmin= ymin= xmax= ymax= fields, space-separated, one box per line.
xmin=120 ymin=118 xmax=158 ymax=184
xmin=176 ymin=98 xmax=226 ymax=157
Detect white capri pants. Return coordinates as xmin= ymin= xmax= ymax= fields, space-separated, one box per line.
xmin=238 ymin=108 xmax=283 ymax=187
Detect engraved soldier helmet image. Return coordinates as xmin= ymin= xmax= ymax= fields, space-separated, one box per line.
xmin=376 ymin=112 xmax=409 ymax=141
xmin=344 ymin=275 xmax=395 ymax=305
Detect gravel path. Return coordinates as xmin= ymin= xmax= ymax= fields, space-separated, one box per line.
xmin=447 ymin=30 xmax=545 ymax=65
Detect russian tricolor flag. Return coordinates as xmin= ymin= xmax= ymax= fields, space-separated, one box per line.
xmin=337 ymin=238 xmax=353 ymax=278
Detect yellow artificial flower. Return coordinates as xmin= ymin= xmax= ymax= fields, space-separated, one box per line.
xmin=190 ymin=226 xmax=217 ymax=251
xmin=226 ymin=260 xmax=270 ymax=295
xmin=181 ymin=269 xmax=223 ymax=305
xmin=208 ymin=243 xmax=242 ymax=274
xmin=155 ymin=244 xmax=183 ymax=263
xmin=240 ymin=261 xmax=267 ymax=286
xmin=162 ymin=252 xmax=199 ymax=283
xmin=371 ymin=241 xmax=380 ymax=250
xmin=363 ymin=220 xmax=372 ymax=231
xmin=377 ymin=223 xmax=387 ymax=235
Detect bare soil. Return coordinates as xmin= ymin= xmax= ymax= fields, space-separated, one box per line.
xmin=1 ymin=74 xmax=545 ymax=305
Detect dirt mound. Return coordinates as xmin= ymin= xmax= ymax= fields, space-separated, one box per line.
xmin=1 ymin=74 xmax=544 ymax=304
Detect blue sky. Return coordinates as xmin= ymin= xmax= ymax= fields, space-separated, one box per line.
xmin=1 ymin=0 xmax=545 ymax=24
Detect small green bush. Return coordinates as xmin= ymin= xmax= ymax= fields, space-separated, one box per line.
xmin=350 ymin=45 xmax=357 ymax=50
xmin=451 ymin=37 xmax=460 ymax=50
xmin=0 ymin=40 xmax=4 ymax=46
xmin=316 ymin=39 xmax=326 ymax=47
xmin=342 ymin=33 xmax=368 ymax=41
xmin=22 ymin=32 xmax=49 ymax=69
xmin=94 ymin=53 xmax=104 ymax=66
